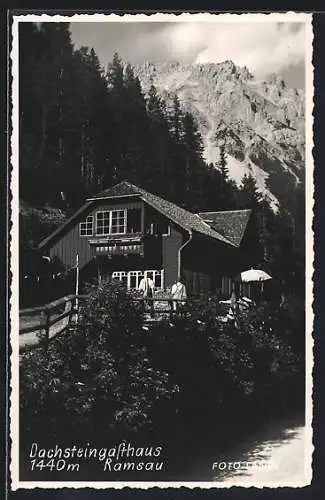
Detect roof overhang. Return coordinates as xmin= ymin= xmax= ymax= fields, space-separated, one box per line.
xmin=86 ymin=193 xmax=142 ymax=202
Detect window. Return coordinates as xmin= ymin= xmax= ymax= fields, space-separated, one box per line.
xmin=146 ymin=217 xmax=170 ymax=236
xmin=150 ymin=270 xmax=164 ymax=290
xmin=221 ymin=276 xmax=232 ymax=298
xmin=127 ymin=208 xmax=141 ymax=233
xmin=162 ymin=224 xmax=171 ymax=236
xmin=111 ymin=269 xmax=164 ymax=290
xmin=111 ymin=209 xmax=126 ymax=234
xmin=96 ymin=211 xmax=109 ymax=236
xmin=159 ymin=219 xmax=170 ymax=235
xmin=79 ymin=215 xmax=93 ymax=236
xmin=153 ymin=270 xmax=162 ymax=289
xmin=112 ymin=271 xmax=128 ymax=287
xmin=128 ymin=271 xmax=144 ymax=290
xmin=96 ymin=209 xmax=127 ymax=236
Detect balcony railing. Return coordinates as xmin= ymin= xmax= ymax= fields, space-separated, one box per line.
xmin=88 ymin=233 xmax=144 ymax=256
xmin=94 ymin=243 xmax=144 ymax=256
xmin=88 ymin=232 xmax=143 ymax=244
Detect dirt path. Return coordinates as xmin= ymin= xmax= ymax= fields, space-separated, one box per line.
xmin=213 ymin=422 xmax=311 ymax=487
xmin=19 ymin=302 xmax=73 ymax=352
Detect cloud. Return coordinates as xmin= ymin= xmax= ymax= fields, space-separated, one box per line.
xmin=69 ymin=21 xmax=306 ymax=85
xmin=166 ymin=22 xmax=305 ymax=77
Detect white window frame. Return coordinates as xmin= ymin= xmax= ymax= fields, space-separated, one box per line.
xmin=96 ymin=209 xmax=127 ymax=236
xmin=96 ymin=211 xmax=110 ymax=236
xmin=146 ymin=269 xmax=164 ymax=290
xmin=112 ymin=271 xmax=128 ymax=286
xmin=79 ymin=215 xmax=93 ymax=237
xmin=162 ymin=224 xmax=171 ymax=236
xmin=128 ymin=270 xmax=144 ymax=290
xmin=111 ymin=269 xmax=164 ymax=291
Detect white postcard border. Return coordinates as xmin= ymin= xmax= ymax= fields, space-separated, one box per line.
xmin=10 ymin=11 xmax=314 ymax=490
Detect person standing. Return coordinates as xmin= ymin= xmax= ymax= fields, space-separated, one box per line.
xmin=138 ymin=274 xmax=155 ymax=317
xmin=229 ymin=288 xmax=239 ymax=315
xmin=170 ymin=277 xmax=187 ymax=312
xmin=138 ymin=274 xmax=154 ymax=298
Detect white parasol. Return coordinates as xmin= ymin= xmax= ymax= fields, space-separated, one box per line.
xmin=239 ymin=269 xmax=272 ymax=283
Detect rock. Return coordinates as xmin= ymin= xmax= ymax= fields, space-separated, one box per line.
xmin=134 ymin=60 xmax=305 ymax=209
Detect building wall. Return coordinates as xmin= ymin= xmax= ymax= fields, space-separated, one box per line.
xmin=45 ymin=198 xmax=246 ymax=296
xmin=47 ymin=198 xmax=143 ymax=270
xmin=162 ymin=225 xmax=183 ymax=288
xmin=144 ymin=204 xmax=184 ymax=288
xmin=49 ymin=222 xmax=94 ymax=269
xmin=183 ymin=269 xmax=211 ymax=296
xmin=46 ymin=198 xmax=183 ymax=287
xmin=182 ymin=235 xmax=240 ymax=296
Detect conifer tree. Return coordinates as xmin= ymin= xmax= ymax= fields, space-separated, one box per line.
xmin=72 ymin=46 xmax=109 ymax=198
xmin=147 ymin=84 xmax=167 ymax=122
xmin=169 ymin=94 xmax=183 ymax=143
xmin=20 ymin=22 xmax=78 ymax=207
xmin=120 ymin=63 xmax=149 ymax=185
xmin=182 ymin=112 xmax=203 ymax=158
xmin=239 ymin=174 xmax=265 ymax=265
xmin=179 ymin=112 xmax=205 ymax=209
xmin=106 ymin=52 xmax=124 ymax=93
xmin=19 ymin=30 xmax=305 ymax=300
xmin=144 ymin=85 xmax=173 ymax=195
xmin=240 ymin=173 xmax=263 ymax=209
xmin=219 ymin=144 xmax=229 ymax=182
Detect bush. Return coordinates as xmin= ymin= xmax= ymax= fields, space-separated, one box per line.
xmin=20 ymin=285 xmax=303 ymax=476
xmin=20 ymin=279 xmax=177 ymax=445
xmin=234 ymin=301 xmax=303 ymax=410
xmin=146 ymin=294 xmax=302 ymax=438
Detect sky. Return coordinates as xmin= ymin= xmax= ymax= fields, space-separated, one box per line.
xmin=69 ymin=20 xmax=306 ymax=89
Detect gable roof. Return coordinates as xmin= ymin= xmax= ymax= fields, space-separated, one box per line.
xmin=197 ymin=209 xmax=252 ymax=247
xmin=39 ymin=201 xmax=94 ymax=249
xmin=87 ymin=181 xmax=236 ymax=246
xmin=87 ymin=181 xmax=142 ymax=199
xmin=40 ymin=181 xmax=250 ymax=250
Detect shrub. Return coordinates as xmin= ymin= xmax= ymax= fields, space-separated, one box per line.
xmin=20 ymin=279 xmax=177 ymax=445
xmin=20 ymin=285 xmax=303 ymax=467
xmin=146 ymin=294 xmax=302 ymax=437
xmin=235 ymin=302 xmax=303 ymax=409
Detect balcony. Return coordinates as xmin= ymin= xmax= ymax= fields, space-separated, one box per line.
xmin=88 ymin=232 xmax=143 ymax=245
xmin=89 ymin=234 xmax=144 ymax=257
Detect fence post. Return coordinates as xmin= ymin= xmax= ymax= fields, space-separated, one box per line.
xmin=64 ymin=295 xmax=76 ymax=329
xmin=44 ymin=307 xmax=50 ymax=352
xmin=150 ymin=297 xmax=155 ymax=319
xmin=169 ymin=300 xmax=174 ymax=321
xmin=75 ymin=255 xmax=79 ymax=320
xmin=75 ymin=295 xmax=79 ymax=325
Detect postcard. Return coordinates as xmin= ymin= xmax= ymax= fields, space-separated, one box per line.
xmin=10 ymin=11 xmax=314 ymax=490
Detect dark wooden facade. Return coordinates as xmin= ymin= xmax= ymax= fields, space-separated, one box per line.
xmin=46 ymin=198 xmax=142 ymax=270
xmin=182 ymin=233 xmax=242 ymax=296
xmin=41 ymin=196 xmax=185 ymax=290
xmin=39 ymin=182 xmax=252 ymax=297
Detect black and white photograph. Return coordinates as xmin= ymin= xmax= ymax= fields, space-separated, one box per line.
xmin=10 ymin=12 xmax=313 ymax=489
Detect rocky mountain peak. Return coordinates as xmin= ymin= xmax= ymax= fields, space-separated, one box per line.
xmin=193 ymin=60 xmax=254 ymax=82
xmin=134 ymin=60 xmax=305 ymax=210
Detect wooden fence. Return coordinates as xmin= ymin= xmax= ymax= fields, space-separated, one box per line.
xmin=19 ymin=294 xmax=187 ymax=353
xmin=19 ymin=294 xmax=87 ymax=352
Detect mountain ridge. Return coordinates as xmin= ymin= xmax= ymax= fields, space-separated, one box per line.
xmin=134 ymin=60 xmax=305 ymax=209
